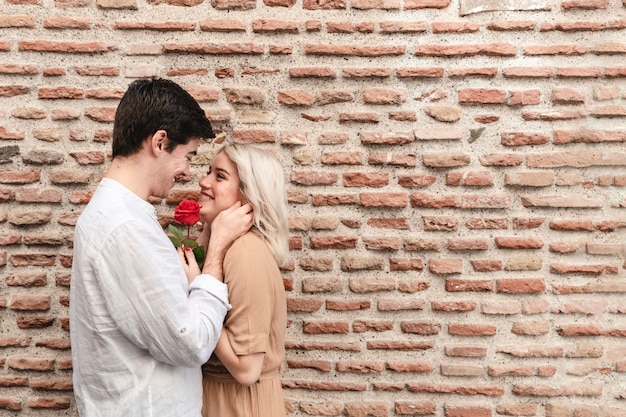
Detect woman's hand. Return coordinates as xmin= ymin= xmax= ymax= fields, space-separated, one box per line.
xmin=178 ymin=246 xmax=201 ymax=285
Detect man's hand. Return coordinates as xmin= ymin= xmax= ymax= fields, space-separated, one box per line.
xmin=202 ymin=201 xmax=253 ymax=280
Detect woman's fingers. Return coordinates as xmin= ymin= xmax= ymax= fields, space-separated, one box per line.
xmin=184 ymin=246 xmax=197 ymax=266
xmin=177 ymin=246 xmax=186 ymax=262
xmin=179 ymin=245 xmax=201 ymax=284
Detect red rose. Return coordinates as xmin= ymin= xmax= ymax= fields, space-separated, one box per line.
xmin=174 ymin=199 xmax=201 ymax=226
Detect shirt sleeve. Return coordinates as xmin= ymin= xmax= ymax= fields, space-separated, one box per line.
xmin=93 ymin=219 xmax=229 ymax=367
xmin=222 ymin=234 xmax=277 ymax=355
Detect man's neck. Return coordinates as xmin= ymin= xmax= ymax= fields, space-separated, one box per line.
xmin=105 ymin=155 xmax=152 ymax=201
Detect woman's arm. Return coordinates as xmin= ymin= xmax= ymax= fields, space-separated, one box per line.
xmin=213 ymin=330 xmax=265 ymax=386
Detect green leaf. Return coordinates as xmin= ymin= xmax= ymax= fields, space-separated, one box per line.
xmin=182 ymin=239 xmax=198 ymax=249
xmin=168 ymin=236 xmax=181 ymax=248
xmin=193 ymin=246 xmax=205 ymax=266
xmin=168 ymin=224 xmax=184 ymax=240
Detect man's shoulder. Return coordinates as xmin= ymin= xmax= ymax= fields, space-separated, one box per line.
xmin=76 ymin=182 xmax=154 ymax=236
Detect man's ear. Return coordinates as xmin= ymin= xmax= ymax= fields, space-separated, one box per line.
xmin=151 ymin=130 xmax=167 ymax=155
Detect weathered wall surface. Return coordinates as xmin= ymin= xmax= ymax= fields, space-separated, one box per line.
xmin=1 ymin=0 xmax=625 ymax=414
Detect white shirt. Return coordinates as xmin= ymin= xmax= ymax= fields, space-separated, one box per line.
xmin=70 ymin=178 xmax=230 ymax=417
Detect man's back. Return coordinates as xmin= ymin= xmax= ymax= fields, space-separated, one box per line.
xmin=70 ymin=178 xmax=225 ymax=417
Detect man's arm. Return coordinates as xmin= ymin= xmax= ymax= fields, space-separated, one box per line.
xmin=98 ymin=222 xmax=230 ymax=367
xmin=202 ymin=201 xmax=253 ymax=281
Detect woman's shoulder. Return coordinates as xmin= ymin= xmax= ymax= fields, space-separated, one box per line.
xmin=228 ymin=230 xmax=268 ymax=254
xmin=224 ymin=231 xmax=276 ymax=273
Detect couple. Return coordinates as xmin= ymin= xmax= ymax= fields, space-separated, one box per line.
xmin=69 ymin=78 xmax=289 ymax=417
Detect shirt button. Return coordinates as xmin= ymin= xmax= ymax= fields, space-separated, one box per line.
xmin=180 ymin=327 xmax=187 ymax=334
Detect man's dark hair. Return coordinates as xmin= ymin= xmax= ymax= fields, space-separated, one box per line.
xmin=111 ymin=78 xmax=215 ymax=158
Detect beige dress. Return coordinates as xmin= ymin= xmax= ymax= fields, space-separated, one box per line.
xmin=201 ymin=232 xmax=287 ymax=417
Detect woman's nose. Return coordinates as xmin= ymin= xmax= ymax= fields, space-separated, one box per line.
xmin=199 ymin=175 xmax=211 ymax=188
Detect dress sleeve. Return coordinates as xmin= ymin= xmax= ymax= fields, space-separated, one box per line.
xmin=222 ymin=234 xmax=277 ymax=355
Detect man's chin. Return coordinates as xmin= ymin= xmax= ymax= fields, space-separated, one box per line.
xmin=150 ymin=190 xmax=171 ymax=200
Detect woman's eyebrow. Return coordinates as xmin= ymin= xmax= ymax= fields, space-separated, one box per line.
xmin=214 ymin=166 xmax=231 ymax=176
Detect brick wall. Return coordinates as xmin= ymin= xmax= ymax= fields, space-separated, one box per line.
xmin=1 ymin=0 xmax=626 ymax=413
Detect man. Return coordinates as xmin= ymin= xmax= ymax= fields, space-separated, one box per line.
xmin=69 ymin=78 xmax=253 ymax=416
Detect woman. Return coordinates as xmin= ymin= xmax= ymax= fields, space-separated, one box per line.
xmin=182 ymin=144 xmax=290 ymax=417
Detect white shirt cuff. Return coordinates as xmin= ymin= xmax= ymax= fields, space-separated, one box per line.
xmin=189 ymin=274 xmax=231 ymax=310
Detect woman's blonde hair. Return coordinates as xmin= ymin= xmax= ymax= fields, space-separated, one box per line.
xmin=219 ymin=144 xmax=290 ymax=267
